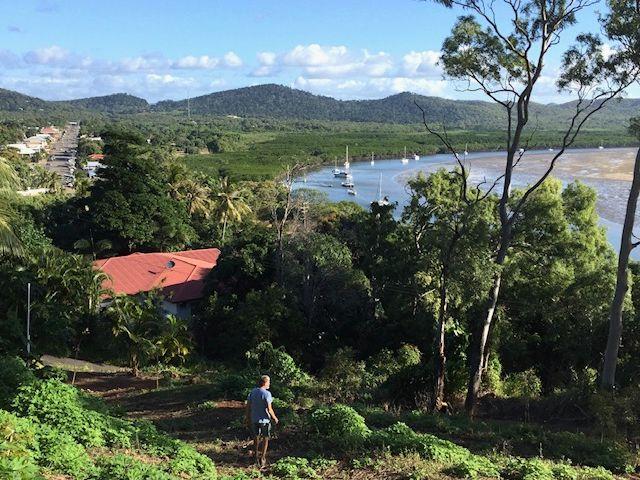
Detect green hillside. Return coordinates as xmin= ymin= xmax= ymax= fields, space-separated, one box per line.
xmin=1 ymin=84 xmax=639 ymax=129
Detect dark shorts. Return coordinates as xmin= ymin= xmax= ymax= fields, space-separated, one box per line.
xmin=251 ymin=421 xmax=271 ymax=438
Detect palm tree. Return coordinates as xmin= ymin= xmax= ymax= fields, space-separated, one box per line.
xmin=213 ymin=177 xmax=251 ymax=242
xmin=154 ymin=314 xmax=192 ymax=364
xmin=174 ymin=178 xmax=212 ymax=217
xmin=0 ymin=156 xmax=22 ymax=256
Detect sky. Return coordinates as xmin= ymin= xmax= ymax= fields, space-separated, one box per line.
xmin=1 ymin=0 xmax=637 ymax=103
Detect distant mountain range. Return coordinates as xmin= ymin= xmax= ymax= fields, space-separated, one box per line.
xmin=1 ymin=84 xmax=639 ymax=129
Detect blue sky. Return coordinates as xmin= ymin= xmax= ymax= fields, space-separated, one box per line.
xmin=1 ymin=0 xmax=636 ymax=102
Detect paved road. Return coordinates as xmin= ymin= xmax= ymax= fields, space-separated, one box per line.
xmin=45 ymin=121 xmax=80 ymax=187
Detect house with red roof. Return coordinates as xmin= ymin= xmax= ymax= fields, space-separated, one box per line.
xmin=94 ymin=248 xmax=220 ymax=318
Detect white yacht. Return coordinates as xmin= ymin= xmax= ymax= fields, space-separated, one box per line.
xmin=401 ymin=146 xmax=409 ymax=164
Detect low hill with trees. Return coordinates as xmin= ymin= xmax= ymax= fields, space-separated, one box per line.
xmin=1 ymin=84 xmax=640 ymax=129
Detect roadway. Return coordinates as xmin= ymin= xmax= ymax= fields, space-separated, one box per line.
xmin=45 ymin=121 xmax=80 ymax=187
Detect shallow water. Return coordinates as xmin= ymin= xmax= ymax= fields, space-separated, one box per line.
xmin=295 ymin=147 xmax=640 ymax=259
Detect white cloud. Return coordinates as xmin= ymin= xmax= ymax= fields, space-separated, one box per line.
xmin=283 ymin=44 xmax=348 ymax=67
xmin=146 ymin=74 xmax=194 ymax=86
xmin=255 ymin=44 xmax=393 ymax=79
xmin=293 ymin=75 xmax=448 ymax=99
xmin=223 ymin=51 xmax=243 ymax=67
xmin=402 ymin=50 xmax=441 ymax=77
xmin=24 ymin=45 xmax=69 ymax=65
xmin=173 ymin=55 xmax=219 ymax=69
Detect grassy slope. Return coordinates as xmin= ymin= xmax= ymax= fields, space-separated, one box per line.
xmin=72 ymin=372 xmax=632 ymax=480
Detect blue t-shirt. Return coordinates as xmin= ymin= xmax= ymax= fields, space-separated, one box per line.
xmin=247 ymin=387 xmax=273 ymax=423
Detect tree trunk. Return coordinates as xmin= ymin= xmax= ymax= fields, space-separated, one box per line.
xmin=221 ymin=214 xmax=228 ymax=243
xmin=465 ymin=237 xmax=509 ymax=417
xmin=432 ymin=269 xmax=449 ymax=412
xmin=601 ymin=147 xmax=640 ymax=390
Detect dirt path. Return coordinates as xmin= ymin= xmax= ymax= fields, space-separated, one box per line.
xmin=41 ymin=354 xmax=129 ymax=374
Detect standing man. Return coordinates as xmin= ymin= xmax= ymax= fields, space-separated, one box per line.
xmin=245 ymin=375 xmax=279 ymax=468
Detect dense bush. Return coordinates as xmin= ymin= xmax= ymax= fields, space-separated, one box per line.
xmin=0 ymin=410 xmax=40 ymax=480
xmin=544 ymin=431 xmax=633 ymax=473
xmin=0 ymin=357 xmax=36 ymax=409
xmin=308 ymin=404 xmax=370 ymax=450
xmin=503 ymin=458 xmax=554 ymax=480
xmin=446 ymin=454 xmax=502 ymax=479
xmin=271 ymin=456 xmax=318 ymax=479
xmin=96 ymin=454 xmax=174 ymax=480
xmin=36 ymin=426 xmax=97 ymax=479
xmin=246 ymin=341 xmax=309 ymax=388
xmin=3 ymin=378 xmax=218 ymax=479
xmin=12 ymin=379 xmax=119 ymax=447
xmin=369 ymin=422 xmax=470 ymax=464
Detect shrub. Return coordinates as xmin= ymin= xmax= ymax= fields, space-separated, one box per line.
xmin=551 ymin=463 xmax=579 ymax=480
xmin=446 ymin=455 xmax=502 ymax=479
xmin=12 ymin=379 xmax=110 ymax=447
xmin=308 ymin=405 xmax=370 ymax=450
xmin=577 ymin=466 xmax=614 ymax=480
xmin=246 ymin=342 xmax=309 ymax=388
xmin=503 ymin=458 xmax=554 ymax=480
xmin=503 ymin=369 xmax=542 ymax=399
xmin=136 ymin=419 xmax=183 ymax=456
xmin=0 ymin=357 xmax=36 ymax=409
xmin=369 ymin=422 xmax=470 ymax=465
xmin=96 ymin=454 xmax=173 ymax=480
xmin=320 ymin=348 xmax=367 ymax=402
xmin=168 ymin=445 xmax=217 ymax=478
xmin=36 ymin=426 xmax=97 ymax=479
xmin=545 ymin=431 xmax=632 ymax=472
xmin=0 ymin=410 xmax=41 ymax=480
xmin=271 ymin=457 xmax=318 ymax=479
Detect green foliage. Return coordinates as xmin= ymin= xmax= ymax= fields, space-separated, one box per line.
xmin=12 ymin=379 xmax=109 ymax=447
xmin=0 ymin=410 xmax=41 ymax=480
xmin=446 ymin=454 xmax=502 ymax=479
xmin=544 ymin=431 xmax=632 ymax=473
xmin=369 ymin=422 xmax=470 ymax=464
xmin=502 ymin=369 xmax=543 ymax=399
xmin=96 ymin=454 xmax=173 ymax=480
xmin=308 ymin=405 xmax=370 ymax=450
xmin=271 ymin=457 xmax=319 ymax=479
xmin=503 ymin=458 xmax=554 ymax=480
xmin=0 ymin=358 xmax=35 ymax=409
xmin=552 ymin=463 xmax=579 ymax=480
xmin=577 ymin=466 xmax=614 ymax=480
xmin=168 ymin=445 xmax=218 ymax=478
xmin=246 ymin=341 xmax=309 ymax=388
xmin=36 ymin=426 xmax=97 ymax=479
xmin=86 ymin=129 xmax=194 ymax=252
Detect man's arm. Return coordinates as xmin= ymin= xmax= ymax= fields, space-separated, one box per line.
xmin=267 ymin=402 xmax=278 ymax=424
xmin=245 ymin=400 xmax=251 ymax=426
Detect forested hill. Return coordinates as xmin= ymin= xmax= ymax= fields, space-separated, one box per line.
xmin=1 ymin=84 xmax=640 ymax=129
xmin=53 ymin=93 xmax=150 ymax=114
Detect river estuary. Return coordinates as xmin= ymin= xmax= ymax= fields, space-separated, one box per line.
xmin=294 ymin=147 xmax=640 ymax=259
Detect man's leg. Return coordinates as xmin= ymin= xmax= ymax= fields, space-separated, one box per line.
xmin=253 ymin=436 xmax=260 ymax=465
xmin=260 ymin=437 xmax=269 ymax=467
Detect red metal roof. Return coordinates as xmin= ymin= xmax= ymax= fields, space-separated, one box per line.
xmin=94 ymin=248 xmax=220 ymax=303
xmin=88 ymin=153 xmax=105 ymax=160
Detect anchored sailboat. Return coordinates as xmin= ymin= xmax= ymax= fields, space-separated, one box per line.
xmin=370 ymin=152 xmax=375 ymax=166
xmin=401 ymin=146 xmax=409 ymax=164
